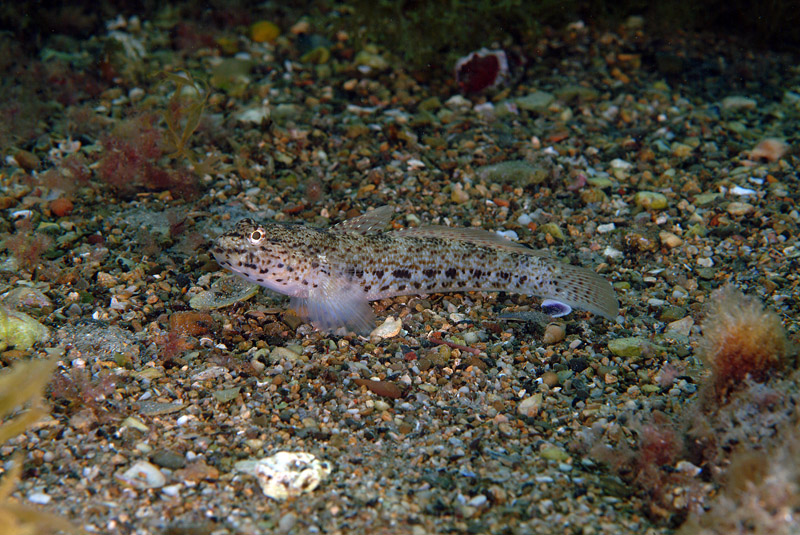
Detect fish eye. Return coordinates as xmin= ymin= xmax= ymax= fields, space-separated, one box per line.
xmin=248 ymin=229 xmax=265 ymax=244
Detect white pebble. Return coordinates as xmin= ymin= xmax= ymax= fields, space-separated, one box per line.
xmin=370 ymin=316 xmax=403 ymax=339
xmin=495 ymin=230 xmax=518 ymax=241
xmin=517 ymin=214 xmax=532 ymax=225
xmin=116 ymin=461 xmax=166 ymax=489
xmin=28 ymin=492 xmax=51 ymax=505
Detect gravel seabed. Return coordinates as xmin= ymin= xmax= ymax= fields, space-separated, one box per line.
xmin=1 ymin=8 xmax=799 ymax=535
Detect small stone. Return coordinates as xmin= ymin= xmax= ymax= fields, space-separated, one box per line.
xmin=278 ymin=512 xmax=298 ymax=533
xmin=721 ymin=96 xmax=757 ymax=111
xmin=726 ymin=202 xmax=754 ymax=217
xmin=0 ymin=306 xmax=49 ymax=351
xmin=49 ymin=198 xmax=74 ymax=217
xmin=749 ymin=138 xmax=788 ymax=162
xmin=666 ymin=316 xmax=694 ymax=337
xmin=269 ymin=346 xmax=307 ymax=363
xmin=541 ymin=371 xmax=559 ymax=387
xmin=14 ymin=149 xmax=40 ymax=171
xmin=116 ymin=461 xmax=166 ymax=489
xmin=151 ymin=450 xmax=186 ymax=470
xmin=659 ymin=231 xmax=683 ymax=248
xmin=353 ymin=378 xmax=402 ymax=399
xmin=542 ymin=322 xmax=565 ymax=345
xmin=476 ymin=161 xmax=548 ymax=186
xmin=634 ymin=191 xmax=668 ymax=210
xmin=608 ymin=337 xmax=647 ymax=358
xmin=518 ymin=393 xmax=542 ymax=417
xmin=27 ymin=492 xmax=51 ymax=505
xmin=354 ymin=49 xmax=389 ymax=70
xmin=2 ymin=287 xmax=52 ymax=309
xmin=250 ymin=20 xmax=280 ymax=43
xmin=213 ymin=387 xmax=241 ymax=403
xmin=539 ymin=223 xmax=564 ymax=241
xmin=370 ymin=316 xmax=402 ymax=338
xmin=540 ymin=445 xmax=569 ymax=462
xmin=450 ymin=183 xmax=470 ymax=203
xmin=174 ymin=460 xmax=220 ymax=483
xmin=515 ymin=91 xmax=555 ymax=111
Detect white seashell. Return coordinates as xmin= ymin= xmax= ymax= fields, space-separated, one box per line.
xmin=237 ymin=452 xmax=332 ymax=500
xmin=116 ymin=461 xmax=166 ymax=489
xmin=370 ymin=316 xmax=402 ymax=339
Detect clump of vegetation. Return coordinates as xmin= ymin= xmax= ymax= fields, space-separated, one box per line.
xmin=589 ymin=411 xmax=700 ymax=520
xmin=698 ymin=286 xmax=789 ymax=399
xmin=678 ymin=425 xmax=800 ymax=535
xmin=49 ymin=368 xmax=118 ymax=425
xmin=159 ymin=72 xmax=208 ymax=164
xmin=2 ymin=220 xmax=55 ymax=274
xmin=0 ymin=358 xmax=76 ymax=534
xmin=96 ymin=113 xmax=198 ymax=197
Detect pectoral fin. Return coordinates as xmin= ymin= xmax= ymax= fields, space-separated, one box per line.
xmin=290 ymin=275 xmax=376 ymax=335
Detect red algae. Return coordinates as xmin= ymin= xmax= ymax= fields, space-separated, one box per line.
xmin=698 ymin=286 xmax=788 ymax=398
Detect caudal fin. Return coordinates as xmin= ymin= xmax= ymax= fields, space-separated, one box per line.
xmin=543 ymin=260 xmax=619 ymax=321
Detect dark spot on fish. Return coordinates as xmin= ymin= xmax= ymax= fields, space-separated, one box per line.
xmin=423 ymin=268 xmax=438 ymax=278
xmin=374 ymin=269 xmax=384 ymax=278
xmin=445 ymin=268 xmax=458 ymax=279
xmin=392 ymin=269 xmax=410 ymax=279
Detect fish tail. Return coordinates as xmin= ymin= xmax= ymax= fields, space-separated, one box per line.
xmin=536 ymin=259 xmax=619 ymax=321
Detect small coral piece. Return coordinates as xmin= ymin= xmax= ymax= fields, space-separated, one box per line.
xmin=698 ymin=286 xmax=788 ymax=397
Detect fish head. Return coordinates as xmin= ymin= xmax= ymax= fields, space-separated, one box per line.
xmin=211 ymin=218 xmax=319 ymax=297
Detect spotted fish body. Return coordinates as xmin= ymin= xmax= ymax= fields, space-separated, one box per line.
xmin=211 ymin=206 xmax=619 ymax=334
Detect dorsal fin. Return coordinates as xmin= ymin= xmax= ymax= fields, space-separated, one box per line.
xmin=330 ymin=205 xmax=395 ymax=235
xmin=389 ymin=225 xmax=537 ymax=254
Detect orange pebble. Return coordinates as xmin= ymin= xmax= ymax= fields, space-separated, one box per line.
xmin=50 ymin=198 xmax=74 ymax=217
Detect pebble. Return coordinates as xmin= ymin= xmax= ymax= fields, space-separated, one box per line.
xmin=278 ymin=512 xmax=299 ymax=533
xmin=666 ymin=316 xmax=694 ymax=337
xmin=476 ymin=161 xmax=548 ymax=186
xmin=659 ymin=231 xmax=683 ymax=248
xmin=726 ymin=201 xmax=754 ymax=216
xmin=116 ymin=461 xmax=166 ymax=489
xmin=27 ymin=492 xmax=51 ymax=505
xmin=542 ymin=322 xmax=566 ymax=345
xmin=518 ymin=393 xmax=542 ymax=417
xmin=0 ymin=306 xmax=49 ymax=351
xmin=370 ymin=316 xmax=402 ymax=338
xmin=49 ymin=198 xmax=74 ymax=217
xmin=634 ymin=191 xmax=668 ymax=210
xmin=597 ymin=223 xmax=616 ymax=233
xmin=515 ymin=91 xmax=555 ymax=111
xmin=721 ymin=95 xmax=757 ymax=111
xmin=608 ymin=337 xmax=646 ymax=358
xmin=450 ymin=183 xmax=470 ymax=204
xmin=14 ymin=149 xmax=40 ymax=170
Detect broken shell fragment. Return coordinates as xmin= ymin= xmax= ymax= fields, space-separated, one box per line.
xmin=455 ymin=48 xmax=509 ymax=93
xmin=236 ymin=451 xmax=332 ymax=500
